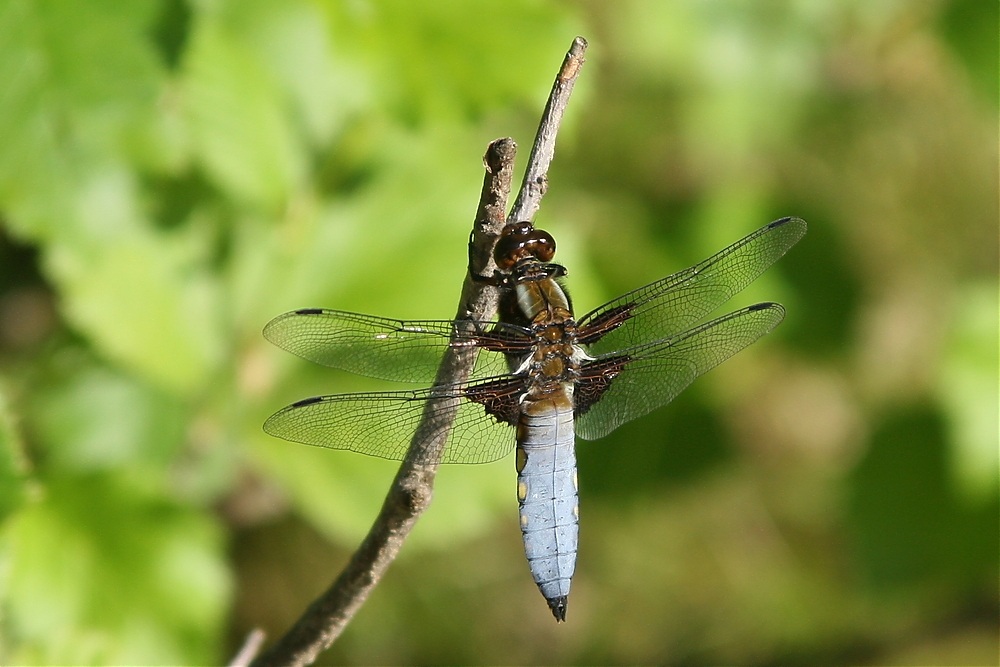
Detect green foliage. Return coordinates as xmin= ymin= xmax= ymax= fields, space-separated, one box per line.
xmin=0 ymin=0 xmax=994 ymax=664
xmin=5 ymin=475 xmax=227 ymax=664
xmin=0 ymin=383 xmax=26 ymax=521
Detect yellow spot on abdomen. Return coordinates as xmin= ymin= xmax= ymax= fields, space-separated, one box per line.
xmin=517 ymin=480 xmax=528 ymax=502
xmin=515 ymin=446 xmax=527 ymax=473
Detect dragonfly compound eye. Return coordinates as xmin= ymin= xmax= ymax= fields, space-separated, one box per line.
xmin=494 ymin=222 xmax=557 ymax=269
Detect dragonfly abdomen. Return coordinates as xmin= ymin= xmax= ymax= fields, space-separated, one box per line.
xmin=515 ymin=394 xmax=579 ymax=622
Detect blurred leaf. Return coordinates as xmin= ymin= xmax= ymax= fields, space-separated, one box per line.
xmin=319 ymin=0 xmax=582 ymax=124
xmin=45 ymin=211 xmax=225 ymax=394
xmin=0 ymin=382 xmax=27 ymax=522
xmin=0 ymin=0 xmax=220 ymax=392
xmin=26 ymin=358 xmax=188 ymax=474
xmin=848 ymin=406 xmax=994 ymax=591
xmin=610 ymin=1 xmax=821 ymax=164
xmin=937 ymin=283 xmax=1000 ymax=502
xmin=181 ymin=14 xmax=305 ymax=210
xmin=242 ymin=123 xmax=485 ymax=326
xmin=3 ymin=474 xmax=230 ymax=664
xmin=0 ymin=0 xmax=164 ymax=237
xmin=938 ymin=0 xmax=999 ymax=108
xmin=200 ymin=0 xmax=367 ymax=146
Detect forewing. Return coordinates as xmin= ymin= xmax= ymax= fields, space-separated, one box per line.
xmin=578 ymin=217 xmax=805 ymax=354
xmin=263 ymin=309 xmax=528 ymax=383
xmin=263 ymin=379 xmax=520 ymax=464
xmin=576 ymin=303 xmax=786 ymax=440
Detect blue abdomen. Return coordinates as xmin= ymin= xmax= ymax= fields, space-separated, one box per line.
xmin=516 ymin=401 xmax=578 ymax=621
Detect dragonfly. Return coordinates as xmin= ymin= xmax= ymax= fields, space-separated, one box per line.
xmin=263 ymin=216 xmax=806 ymax=621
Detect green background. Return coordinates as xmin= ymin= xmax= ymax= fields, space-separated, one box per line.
xmin=0 ymin=0 xmax=996 ymax=664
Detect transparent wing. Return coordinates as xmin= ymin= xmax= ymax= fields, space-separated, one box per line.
xmin=578 ymin=217 xmax=805 ymax=355
xmin=263 ymin=378 xmax=522 ymax=464
xmin=263 ymin=309 xmax=531 ymax=383
xmin=576 ymin=303 xmax=786 ymax=440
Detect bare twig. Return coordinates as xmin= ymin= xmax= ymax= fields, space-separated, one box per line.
xmin=249 ymin=36 xmax=588 ymax=667
xmin=229 ymin=628 xmax=266 ymax=667
xmin=509 ymin=35 xmax=588 ymax=223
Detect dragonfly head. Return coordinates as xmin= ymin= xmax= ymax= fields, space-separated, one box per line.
xmin=494 ymin=221 xmax=556 ymax=271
